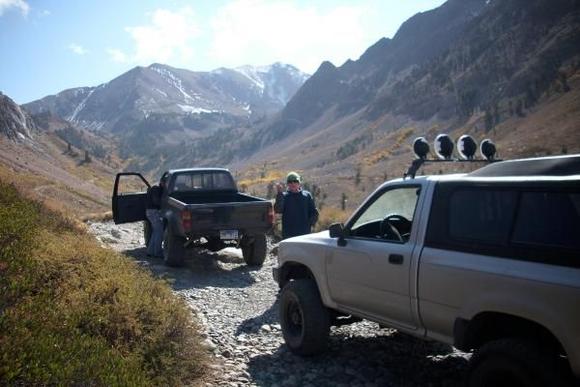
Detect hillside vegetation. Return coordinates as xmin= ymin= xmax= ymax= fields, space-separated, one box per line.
xmin=0 ymin=179 xmax=208 ymax=385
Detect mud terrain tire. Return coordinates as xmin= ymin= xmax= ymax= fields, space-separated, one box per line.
xmin=280 ymin=279 xmax=330 ymax=356
xmin=242 ymin=234 xmax=267 ymax=267
xmin=162 ymin=227 xmax=186 ymax=267
xmin=467 ymin=338 xmax=569 ymax=387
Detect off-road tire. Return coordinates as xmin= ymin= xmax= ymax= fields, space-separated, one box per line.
xmin=280 ymin=279 xmax=330 ymax=356
xmin=162 ymin=227 xmax=186 ymax=267
xmin=467 ymin=338 xmax=569 ymax=387
xmin=241 ymin=234 xmax=267 ymax=266
xmin=143 ymin=220 xmax=152 ymax=247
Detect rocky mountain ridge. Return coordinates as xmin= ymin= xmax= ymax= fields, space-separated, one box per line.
xmin=24 ymin=63 xmax=308 ymax=134
xmin=0 ymin=92 xmax=38 ymax=140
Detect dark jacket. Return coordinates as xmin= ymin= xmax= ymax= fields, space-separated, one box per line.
xmin=274 ymin=189 xmax=319 ymax=239
xmin=145 ymin=185 xmax=162 ymax=210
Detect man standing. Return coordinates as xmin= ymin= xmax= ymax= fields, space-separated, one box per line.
xmin=274 ymin=171 xmax=319 ymax=239
xmin=145 ymin=181 xmax=164 ymax=257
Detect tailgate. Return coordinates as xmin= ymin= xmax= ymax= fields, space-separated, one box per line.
xmin=187 ymin=201 xmax=272 ymax=232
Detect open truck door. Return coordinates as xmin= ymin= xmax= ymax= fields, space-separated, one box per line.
xmin=112 ymin=173 xmax=151 ymax=224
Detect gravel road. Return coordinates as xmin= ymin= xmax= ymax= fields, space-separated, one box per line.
xmin=88 ymin=221 xmax=470 ymax=387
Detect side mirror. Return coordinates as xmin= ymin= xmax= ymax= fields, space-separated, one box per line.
xmin=329 ymin=223 xmax=344 ymax=238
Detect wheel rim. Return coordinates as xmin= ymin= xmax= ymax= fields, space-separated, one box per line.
xmin=285 ymin=298 xmax=304 ymax=338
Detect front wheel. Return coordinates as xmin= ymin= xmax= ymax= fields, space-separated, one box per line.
xmin=162 ymin=227 xmax=186 ymax=267
xmin=241 ymin=234 xmax=267 ymax=266
xmin=467 ymin=338 xmax=569 ymax=387
xmin=280 ymin=279 xmax=330 ymax=356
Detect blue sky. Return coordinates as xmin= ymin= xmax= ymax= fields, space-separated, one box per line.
xmin=0 ymin=0 xmax=446 ymax=104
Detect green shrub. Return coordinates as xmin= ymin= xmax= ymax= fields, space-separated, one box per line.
xmin=0 ymin=180 xmax=208 ymax=385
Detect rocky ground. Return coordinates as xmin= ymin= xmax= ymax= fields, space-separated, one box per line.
xmin=88 ymin=221 xmax=470 ymax=387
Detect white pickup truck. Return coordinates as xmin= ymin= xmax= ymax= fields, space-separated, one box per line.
xmin=273 ymin=154 xmax=580 ymax=387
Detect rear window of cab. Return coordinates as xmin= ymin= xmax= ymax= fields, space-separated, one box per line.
xmin=426 ymin=182 xmax=580 ymax=267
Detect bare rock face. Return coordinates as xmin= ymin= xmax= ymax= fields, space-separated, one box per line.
xmin=0 ymin=92 xmax=37 ymax=140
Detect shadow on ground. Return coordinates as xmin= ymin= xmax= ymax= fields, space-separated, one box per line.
xmin=236 ymin=297 xmax=279 ymax=335
xmin=122 ymin=245 xmax=260 ymax=290
xmin=247 ymin=327 xmax=469 ymax=387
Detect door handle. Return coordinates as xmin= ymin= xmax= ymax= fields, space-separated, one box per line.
xmin=389 ymin=254 xmax=404 ymax=264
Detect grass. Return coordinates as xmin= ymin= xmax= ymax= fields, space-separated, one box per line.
xmin=0 ymin=180 xmax=208 ymax=386
xmin=315 ymin=206 xmax=349 ymax=232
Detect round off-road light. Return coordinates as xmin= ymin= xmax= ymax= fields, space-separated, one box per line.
xmin=413 ymin=137 xmax=430 ymax=160
xmin=434 ymin=134 xmax=454 ymax=160
xmin=480 ymin=139 xmax=497 ymax=160
xmin=457 ymin=135 xmax=477 ymax=160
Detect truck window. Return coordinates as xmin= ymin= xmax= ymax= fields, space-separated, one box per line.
xmin=512 ymin=192 xmax=580 ymax=249
xmin=173 ymin=171 xmax=236 ymax=191
xmin=350 ymin=187 xmax=419 ymax=242
xmin=449 ymin=190 xmax=517 ymax=244
xmin=116 ymin=175 xmax=149 ymax=195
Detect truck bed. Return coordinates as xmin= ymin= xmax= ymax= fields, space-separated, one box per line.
xmin=170 ymin=191 xmax=264 ymax=205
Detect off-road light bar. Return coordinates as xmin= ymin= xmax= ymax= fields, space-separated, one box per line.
xmin=406 ymin=134 xmax=500 ymax=179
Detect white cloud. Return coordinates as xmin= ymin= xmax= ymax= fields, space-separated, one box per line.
xmin=208 ymin=0 xmax=369 ymax=73
xmin=68 ymin=43 xmax=88 ymax=55
xmin=107 ymin=48 xmax=129 ymax=63
xmin=0 ymin=0 xmax=30 ymax=16
xmin=117 ymin=7 xmax=200 ymax=65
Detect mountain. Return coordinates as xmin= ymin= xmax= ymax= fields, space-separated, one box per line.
xmin=229 ymin=0 xmax=580 ymax=211
xmin=0 ymin=92 xmax=38 ymax=140
xmin=6 ymin=0 xmax=579 ymax=218
xmin=22 ymin=62 xmax=308 ymax=171
xmin=259 ymin=0 xmax=580 ymax=144
xmin=24 ymin=63 xmax=308 ymax=133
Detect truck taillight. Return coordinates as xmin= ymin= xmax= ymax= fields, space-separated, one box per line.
xmin=267 ymin=204 xmax=275 ymax=226
xmin=181 ymin=211 xmax=192 ymax=231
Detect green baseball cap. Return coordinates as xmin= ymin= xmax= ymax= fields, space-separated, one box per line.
xmin=286 ymin=171 xmax=301 ymax=183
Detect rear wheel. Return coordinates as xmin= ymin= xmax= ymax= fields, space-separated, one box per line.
xmin=162 ymin=227 xmax=186 ymax=267
xmin=280 ymin=279 xmax=330 ymax=356
xmin=467 ymin=338 xmax=568 ymax=387
xmin=241 ymin=234 xmax=267 ymax=266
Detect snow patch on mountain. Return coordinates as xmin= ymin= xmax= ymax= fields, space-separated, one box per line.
xmin=150 ymin=66 xmax=196 ymax=103
xmin=233 ymin=65 xmax=266 ymax=94
xmin=231 ymin=63 xmax=310 ymax=104
xmin=153 ymin=88 xmax=168 ymax=98
xmin=69 ymin=89 xmax=95 ymax=122
xmin=178 ymin=104 xmax=221 ymax=114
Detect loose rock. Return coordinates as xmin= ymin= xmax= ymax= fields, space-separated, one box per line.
xmin=88 ymin=220 xmax=470 ymax=386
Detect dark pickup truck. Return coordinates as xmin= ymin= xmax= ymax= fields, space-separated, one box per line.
xmin=112 ymin=168 xmax=274 ymax=267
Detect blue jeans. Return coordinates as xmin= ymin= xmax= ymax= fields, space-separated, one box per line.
xmin=146 ymin=209 xmax=163 ymax=257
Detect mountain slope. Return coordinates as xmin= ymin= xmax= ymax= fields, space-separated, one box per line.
xmin=231 ymin=0 xmax=580 ymax=211
xmin=0 ymin=93 xmax=119 ymax=215
xmin=261 ymin=0 xmax=490 ymax=143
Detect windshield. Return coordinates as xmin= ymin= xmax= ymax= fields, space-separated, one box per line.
xmin=171 ymin=171 xmax=236 ymax=192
